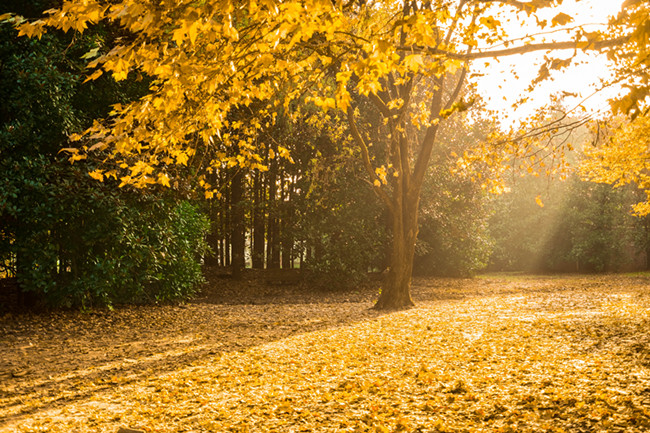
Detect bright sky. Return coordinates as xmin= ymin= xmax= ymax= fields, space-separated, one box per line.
xmin=473 ymin=0 xmax=625 ymax=125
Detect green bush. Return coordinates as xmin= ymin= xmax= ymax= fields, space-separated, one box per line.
xmin=0 ymin=19 xmax=209 ymax=308
xmin=414 ymin=165 xmax=492 ymax=277
xmin=1 ymin=155 xmax=209 ymax=307
xmin=295 ymin=135 xmax=387 ymax=289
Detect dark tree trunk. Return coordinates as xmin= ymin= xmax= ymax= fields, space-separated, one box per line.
xmin=645 ymin=216 xmax=650 ymax=270
xmin=252 ymin=170 xmax=265 ymax=269
xmin=230 ymin=168 xmax=245 ymax=279
xmin=224 ymin=181 xmax=231 ymax=267
xmin=281 ymin=177 xmax=294 ymax=269
xmin=204 ymin=197 xmax=220 ymax=266
xmin=269 ymin=223 xmax=280 ymax=268
xmin=267 ymin=149 xmax=281 ymax=269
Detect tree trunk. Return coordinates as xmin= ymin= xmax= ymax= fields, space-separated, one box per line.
xmin=373 ymin=194 xmax=417 ymax=310
xmin=230 ymin=168 xmax=245 ymax=279
xmin=281 ymin=177 xmax=294 ymax=269
xmin=204 ymin=196 xmax=220 ymax=266
xmin=267 ymin=149 xmax=281 ymax=269
xmin=645 ymin=216 xmax=650 ymax=270
xmin=252 ymin=170 xmax=265 ymax=269
xmin=224 ymin=184 xmax=231 ymax=267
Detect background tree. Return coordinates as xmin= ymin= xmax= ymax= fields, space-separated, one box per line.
xmin=0 ymin=7 xmax=209 ymax=308
xmin=414 ymin=116 xmax=493 ymax=277
xmin=580 ymin=1 xmax=650 ymax=213
xmin=486 ymin=111 xmax=649 ymax=273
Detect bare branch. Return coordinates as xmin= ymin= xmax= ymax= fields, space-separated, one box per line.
xmin=399 ymin=36 xmax=629 ymax=61
xmin=411 ymin=76 xmax=445 ymax=193
xmin=470 ymin=0 xmax=531 ymax=11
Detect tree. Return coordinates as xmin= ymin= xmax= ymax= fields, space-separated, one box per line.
xmin=0 ymin=9 xmax=209 ymax=308
xmin=3 ymin=0 xmax=640 ymax=309
xmin=488 ymin=170 xmax=646 ymax=273
xmin=582 ymin=115 xmax=650 ymax=216
xmin=579 ymin=1 xmax=650 ymax=215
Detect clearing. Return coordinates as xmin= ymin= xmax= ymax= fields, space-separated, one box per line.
xmin=1 ymin=273 xmax=649 ymax=432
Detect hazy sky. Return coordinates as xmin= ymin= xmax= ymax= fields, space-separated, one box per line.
xmin=473 ymin=0 xmax=625 ymax=124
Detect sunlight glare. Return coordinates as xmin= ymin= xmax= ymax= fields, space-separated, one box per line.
xmin=473 ymin=0 xmax=625 ymax=126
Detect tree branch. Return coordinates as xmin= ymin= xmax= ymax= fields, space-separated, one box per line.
xmin=399 ymin=36 xmax=629 ymax=61
xmin=443 ymin=66 xmax=469 ymax=112
xmin=411 ymin=76 xmax=445 ymax=194
xmin=368 ymin=92 xmax=392 ymax=118
xmin=346 ymin=106 xmax=394 ymax=212
xmin=470 ymin=0 xmax=531 ymax=11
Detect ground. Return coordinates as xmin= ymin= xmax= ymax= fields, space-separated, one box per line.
xmin=1 ymin=273 xmax=649 ymax=432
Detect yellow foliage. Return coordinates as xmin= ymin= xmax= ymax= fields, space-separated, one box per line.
xmin=10 ymin=0 xmax=642 ymax=201
xmin=582 ymin=115 xmax=650 ymax=215
xmin=88 ymin=170 xmax=104 ymax=181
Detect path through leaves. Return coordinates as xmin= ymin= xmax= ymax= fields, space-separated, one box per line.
xmin=1 ymin=274 xmax=649 ymax=432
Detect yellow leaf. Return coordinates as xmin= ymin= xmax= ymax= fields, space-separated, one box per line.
xmin=188 ymin=21 xmax=199 ymax=45
xmin=88 ymin=141 xmax=106 ymax=151
xmin=479 ymin=16 xmax=500 ymax=31
xmin=173 ymin=26 xmax=186 ymax=46
xmin=89 ymin=170 xmax=104 ymax=181
xmin=158 ymin=173 xmax=171 ymax=187
xmin=70 ymin=153 xmax=87 ymax=163
xmin=551 ymin=12 xmax=573 ymax=27
xmin=176 ymin=152 xmax=189 ymax=165
xmin=81 ymin=47 xmax=100 ymax=60
xmin=535 ymin=195 xmax=544 ymax=208
xmin=83 ymin=69 xmax=103 ymax=83
xmin=404 ymin=54 xmax=424 ymax=73
xmin=17 ymin=22 xmax=34 ymax=38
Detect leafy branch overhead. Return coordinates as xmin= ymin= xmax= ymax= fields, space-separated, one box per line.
xmin=0 ymin=0 xmax=641 ymax=189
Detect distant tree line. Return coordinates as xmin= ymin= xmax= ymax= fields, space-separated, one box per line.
xmin=489 ymin=171 xmax=650 ymax=273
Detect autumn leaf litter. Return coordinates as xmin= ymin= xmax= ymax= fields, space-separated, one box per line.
xmin=1 ymin=274 xmax=649 ymax=432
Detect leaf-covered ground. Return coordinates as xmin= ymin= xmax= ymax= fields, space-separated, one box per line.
xmin=1 ymin=273 xmax=649 ymax=432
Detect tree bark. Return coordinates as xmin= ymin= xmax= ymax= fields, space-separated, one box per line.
xmin=252 ymin=170 xmax=265 ymax=269
xmin=266 ymin=147 xmax=281 ymax=269
xmin=224 ymin=182 xmax=231 ymax=267
xmin=204 ymin=193 xmax=220 ymax=266
xmin=645 ymin=216 xmax=650 ymax=270
xmin=230 ymin=168 xmax=245 ymax=279
xmin=281 ymin=177 xmax=294 ymax=269
xmin=373 ymin=172 xmax=418 ymax=310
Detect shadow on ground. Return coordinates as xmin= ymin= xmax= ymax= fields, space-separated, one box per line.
xmin=1 ymin=271 xmax=649 ymax=426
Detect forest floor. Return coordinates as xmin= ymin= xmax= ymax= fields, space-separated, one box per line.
xmin=1 ymin=272 xmax=650 ymax=432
